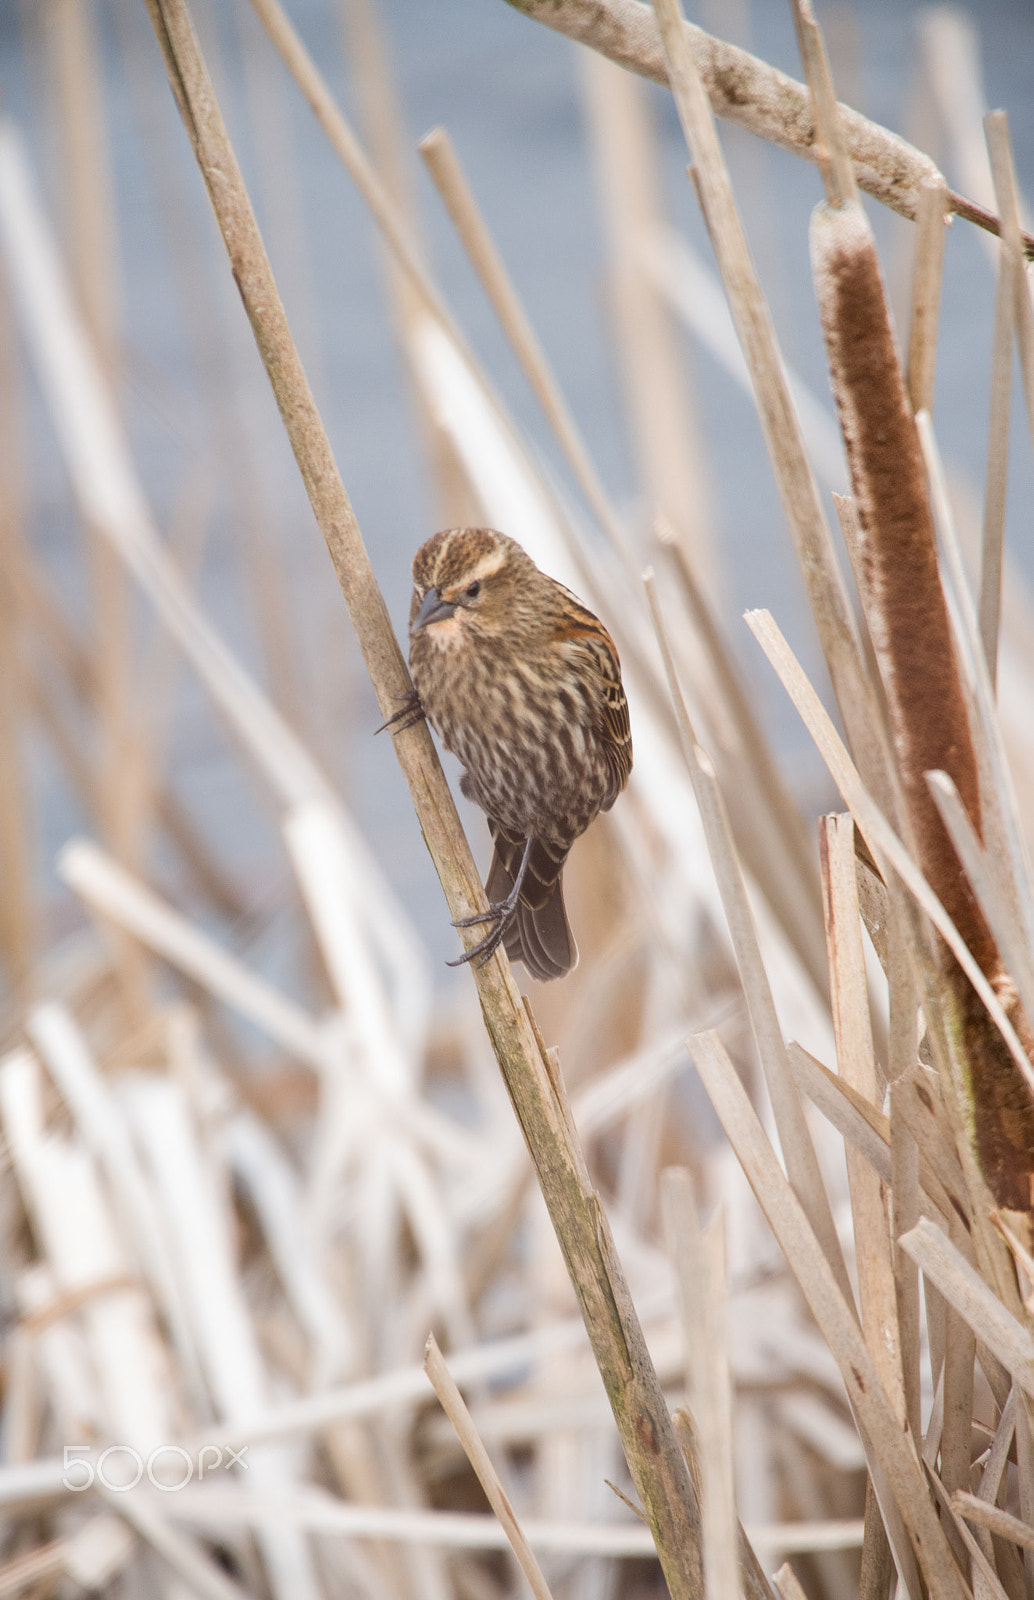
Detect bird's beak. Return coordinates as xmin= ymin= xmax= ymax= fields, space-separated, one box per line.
xmin=412 ymin=587 xmax=457 ymax=630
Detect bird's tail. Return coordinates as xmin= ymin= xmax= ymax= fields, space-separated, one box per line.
xmin=486 ymin=827 xmax=576 ymax=982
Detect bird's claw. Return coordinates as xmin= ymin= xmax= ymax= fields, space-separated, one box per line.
xmin=446 ymin=921 xmax=508 ymax=969
xmin=446 ymin=888 xmax=521 ymax=969
xmin=375 ymin=689 xmax=425 ymax=736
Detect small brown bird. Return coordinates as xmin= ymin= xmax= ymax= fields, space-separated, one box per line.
xmin=400 ymin=527 xmax=632 ymax=981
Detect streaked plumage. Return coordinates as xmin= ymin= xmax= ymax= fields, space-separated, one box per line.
xmin=404 ymin=527 xmax=632 ymax=980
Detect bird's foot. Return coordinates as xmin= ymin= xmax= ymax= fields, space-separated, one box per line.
xmin=446 ymin=919 xmax=508 ymax=969
xmin=447 ymin=881 xmax=523 ymax=969
xmin=375 ymin=689 xmax=424 ymax=735
xmin=447 ymin=838 xmax=533 ymax=970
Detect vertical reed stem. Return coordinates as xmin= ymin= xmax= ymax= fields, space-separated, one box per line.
xmin=144 ymin=3 xmax=706 ymax=1590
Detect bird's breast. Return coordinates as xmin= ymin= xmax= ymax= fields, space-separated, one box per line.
xmin=410 ymin=631 xmax=614 ymax=841
xmin=417 ymin=616 xmax=466 ymax=652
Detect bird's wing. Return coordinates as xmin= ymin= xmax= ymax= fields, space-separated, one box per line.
xmin=550 ymin=589 xmax=633 ymax=807
xmin=574 ymin=629 xmax=632 ymax=807
xmin=594 ymin=637 xmax=633 ymax=806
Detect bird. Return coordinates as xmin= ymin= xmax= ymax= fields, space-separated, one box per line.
xmin=397 ymin=526 xmax=632 ymax=981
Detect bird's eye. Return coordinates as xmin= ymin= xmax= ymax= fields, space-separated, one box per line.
xmin=466 ymin=580 xmax=481 ymax=599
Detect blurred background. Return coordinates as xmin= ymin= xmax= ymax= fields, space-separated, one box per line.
xmin=0 ymin=0 xmax=1031 ymax=983
xmin=0 ymin=4 xmax=1032 ymax=1598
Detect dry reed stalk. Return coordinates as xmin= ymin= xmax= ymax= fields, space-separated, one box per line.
xmin=810 ymin=191 xmax=1034 ymax=1212
xmin=419 ymin=124 xmax=632 ymax=570
xmin=0 ymin=1047 xmax=176 ymax=1453
xmin=772 ymin=1563 xmax=810 ymax=1600
xmin=954 ymin=1490 xmax=1034 ymax=1555
xmin=0 ymin=130 xmax=420 ymax=1215
xmin=579 ymin=56 xmax=832 ymax=998
xmin=656 ymin=527 xmax=828 ymax=999
xmin=45 ymin=0 xmax=147 ymax=976
xmin=579 ymin=55 xmax=713 ymax=578
xmin=248 ymin=0 xmax=687 ymax=770
xmin=423 ymin=1335 xmax=557 ymax=1600
xmin=44 ymin=0 xmax=119 ymax=356
xmin=915 ymin=413 xmax=1034 ymax=976
xmin=22 ymin=663 xmax=103 ymax=830
xmin=652 ymin=0 xmax=897 ymax=828
xmin=643 ymin=227 xmax=847 ymax=496
xmin=122 ymin=3 xmax=327 ymax=765
xmin=506 ymin=0 xmax=1034 ymax=258
xmin=337 ymin=0 xmax=480 ymax=531
xmin=661 ymin=1172 xmax=742 ymax=1600
xmin=883 ymin=895 xmax=920 ymax=1084
xmin=0 ymin=105 xmax=355 ymax=970
xmin=190 ymin=6 xmax=313 ymax=745
xmin=0 ymin=1520 xmax=130 ymax=1596
xmin=985 ymin=112 xmax=1034 ymax=531
xmin=977 ymin=1383 xmax=1016 ymax=1497
xmin=924 ymin=1467 xmax=1005 ymax=1600
xmin=337 ymin=0 xmax=420 ymax=263
xmin=745 ymin=608 xmax=1034 ymax=1100
xmin=277 ymin=17 xmax=698 ymax=940
xmin=818 ymin=814 xmax=903 ymax=1414
xmin=906 ymin=179 xmax=949 ymax=417
xmin=0 ymin=1046 xmax=265 ymax=1598
xmin=899 ymin=1219 xmax=1034 ymax=1399
xmin=900 ymin=1076 xmax=970 ymax=1232
xmin=241 ymin=0 xmax=536 ymax=606
xmin=917 ymin=12 xmax=994 ymax=208
xmin=9 ymin=524 xmax=246 ymax=922
xmin=27 ymin=1000 xmax=207 ymax=1398
xmin=247 ymin=0 xmax=449 ymax=329
xmin=939 ymin=1216 xmax=977 ymax=1578
xmin=888 ymin=1100 xmax=922 ymax=1441
xmin=925 ymin=770 xmax=1034 ymax=1042
xmin=814 ymin=802 xmax=898 ymax=1597
xmin=1017 ymin=1408 xmax=1034 ymax=1600
xmin=59 ymin=839 xmax=327 ymax=1068
xmin=130 ymin=461 xmax=213 ymax=824
xmin=978 ymin=187 xmax=1014 ymax=687
xmin=690 ymin=1030 xmax=967 ymax=1599
xmin=746 ymin=586 xmax=1034 ymax=1502
xmin=126 ymin=1072 xmax=327 ymax=1600
xmin=793 ymin=1042 xmax=966 ymax=1235
xmin=128 ymin=1487 xmax=669 ymax=1557
xmin=143 ymin=3 xmax=706 ymax=1592
xmin=104 ymin=1489 xmax=254 ymax=1600
xmin=0 ymin=269 xmax=34 ymax=989
xmin=237 ymin=0 xmax=324 ymax=408
xmin=182 ymin=1308 xmax=654 ymax=1459
xmin=788 ymin=1041 xmax=900 ymax=1183
xmin=646 ymin=573 xmax=849 ymax=1300
xmin=791 ymin=0 xmax=858 ymax=211
xmin=0 ymin=1454 xmax=862 ymax=1555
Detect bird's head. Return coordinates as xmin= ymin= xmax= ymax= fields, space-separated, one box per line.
xmin=409 ymin=527 xmax=536 ymax=645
